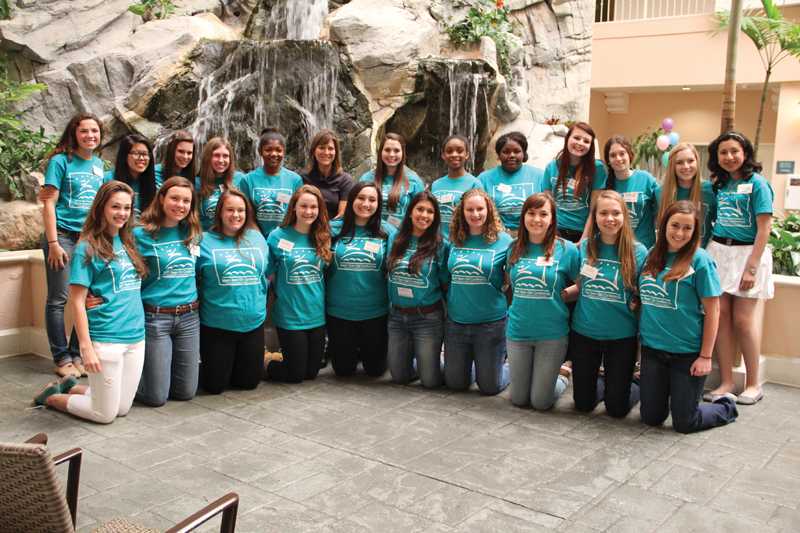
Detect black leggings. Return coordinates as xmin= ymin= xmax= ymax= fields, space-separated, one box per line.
xmin=267 ymin=326 xmax=326 ymax=383
xmin=200 ymin=323 xmax=264 ymax=394
xmin=326 ymin=314 xmax=388 ymax=377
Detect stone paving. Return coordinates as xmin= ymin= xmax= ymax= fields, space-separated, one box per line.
xmin=2 ymin=353 xmax=800 ymax=532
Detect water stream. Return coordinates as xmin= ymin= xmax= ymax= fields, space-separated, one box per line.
xmin=446 ymin=63 xmax=486 ymax=173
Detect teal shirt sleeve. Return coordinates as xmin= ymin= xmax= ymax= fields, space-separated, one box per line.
xmin=239 ymin=174 xmax=251 ymax=198
xmin=752 ymin=174 xmax=774 ymax=215
xmin=69 ymin=242 xmax=93 ymax=288
xmin=44 ymin=155 xmax=67 ymax=189
xmin=437 ymin=240 xmax=450 ymax=287
xmin=565 ymin=240 xmax=580 ymax=282
xmin=592 ymin=160 xmax=608 ymax=190
xmin=694 ymin=250 xmax=722 ymax=299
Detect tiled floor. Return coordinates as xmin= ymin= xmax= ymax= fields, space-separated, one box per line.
xmin=2 ymin=353 xmax=799 ymax=532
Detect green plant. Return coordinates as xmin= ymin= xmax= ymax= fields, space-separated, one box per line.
xmin=0 ymin=57 xmax=55 ymax=200
xmin=770 ymin=213 xmax=800 ymax=276
xmin=128 ymin=0 xmax=176 ymax=22
xmin=446 ymin=0 xmax=516 ymax=76
xmin=0 ymin=0 xmax=11 ymax=20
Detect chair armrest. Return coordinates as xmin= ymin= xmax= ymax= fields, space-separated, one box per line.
xmin=53 ymin=448 xmax=83 ymax=529
xmin=25 ymin=433 xmax=48 ymax=445
xmin=166 ymin=492 xmax=239 ymax=533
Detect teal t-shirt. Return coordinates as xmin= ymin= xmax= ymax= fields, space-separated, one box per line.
xmin=545 ymin=159 xmax=608 ymax=232
xmin=478 ymin=165 xmax=544 ymax=231
xmin=240 ymin=166 xmax=304 ymax=237
xmin=154 ymin=163 xmax=194 ymax=189
xmin=327 ymin=220 xmax=396 ymax=321
xmin=506 ymin=239 xmax=579 ymax=341
xmin=387 ymin=235 xmax=449 ymax=308
xmin=69 ymin=236 xmax=144 ymax=343
xmin=358 ymin=169 xmax=425 ymax=229
xmin=445 ymin=232 xmax=512 ymax=324
xmin=44 ymin=153 xmax=107 ymax=233
xmin=431 ymin=174 xmax=482 ymax=239
xmin=712 ymin=173 xmax=773 ymax=243
xmin=639 ymin=248 xmax=722 ymax=354
xmin=573 ymin=240 xmax=648 ymax=340
xmin=195 ymin=172 xmax=245 ymax=231
xmin=196 ymin=229 xmax=269 ymax=332
xmin=267 ymin=226 xmax=327 ymax=330
xmin=610 ymin=169 xmax=658 ymax=248
xmin=134 ymin=225 xmax=198 ymax=307
xmin=104 ymin=170 xmax=146 ymax=219
xmin=655 ymin=180 xmax=717 ymax=247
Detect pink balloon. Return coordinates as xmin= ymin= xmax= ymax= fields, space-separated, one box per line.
xmin=656 ymin=135 xmax=670 ymax=151
xmin=661 ymin=118 xmax=674 ymax=132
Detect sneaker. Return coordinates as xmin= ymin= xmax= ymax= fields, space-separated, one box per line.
xmin=72 ymin=359 xmax=88 ymax=377
xmin=33 ymin=380 xmax=61 ymax=406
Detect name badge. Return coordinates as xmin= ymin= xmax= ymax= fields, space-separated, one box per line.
xmin=387 ymin=215 xmax=402 ymax=227
xmin=497 ymin=183 xmax=512 ymax=194
xmin=189 ymin=244 xmax=200 ymax=258
xmin=737 ymin=183 xmax=753 ymax=194
xmin=277 ymin=239 xmax=294 ymax=252
xmin=93 ymin=166 xmax=104 ymax=177
xmin=535 ymin=256 xmax=554 ymax=267
xmin=439 ymin=193 xmax=454 ymax=204
xmin=397 ymin=287 xmax=414 ymax=298
xmin=580 ymin=263 xmax=599 ymax=279
xmin=364 ymin=241 xmax=381 ymax=253
xmin=622 ymin=192 xmax=639 ymax=203
xmin=276 ymin=192 xmax=292 ymax=204
xmin=218 ymin=184 xmax=225 ymax=193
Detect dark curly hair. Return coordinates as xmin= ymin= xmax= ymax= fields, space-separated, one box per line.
xmin=707 ymin=131 xmax=762 ymax=193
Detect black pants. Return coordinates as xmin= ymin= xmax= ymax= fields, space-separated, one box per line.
xmin=200 ymin=323 xmax=264 ymax=394
xmin=267 ymin=326 xmax=326 ymax=383
xmin=558 ymin=228 xmax=583 ymax=243
xmin=326 ymin=314 xmax=388 ymax=377
xmin=570 ymin=331 xmax=639 ymax=418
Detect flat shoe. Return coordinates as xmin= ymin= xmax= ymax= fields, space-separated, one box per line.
xmin=59 ymin=375 xmax=79 ymax=394
xmin=736 ymin=389 xmax=764 ymax=405
xmin=72 ymin=360 xmax=88 ymax=377
xmin=54 ymin=363 xmax=81 ymax=379
xmin=33 ymin=381 xmax=61 ymax=406
xmin=703 ymin=391 xmax=735 ymax=402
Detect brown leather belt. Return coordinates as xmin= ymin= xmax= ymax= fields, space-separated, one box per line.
xmin=712 ymin=236 xmax=754 ymax=246
xmin=143 ymin=301 xmax=199 ymax=315
xmin=392 ymin=300 xmax=443 ymax=315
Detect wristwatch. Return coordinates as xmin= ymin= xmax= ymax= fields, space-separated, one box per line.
xmin=746 ymin=266 xmax=757 ymax=276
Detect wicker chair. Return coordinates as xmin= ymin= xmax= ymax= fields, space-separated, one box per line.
xmin=0 ymin=433 xmax=238 ymax=533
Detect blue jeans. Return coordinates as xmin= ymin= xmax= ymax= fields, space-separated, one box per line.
xmin=135 ymin=310 xmax=200 ymax=406
xmin=507 ymin=336 xmax=569 ymax=410
xmin=639 ymin=346 xmax=738 ymax=434
xmin=42 ymin=231 xmax=79 ymax=366
xmin=444 ymin=317 xmax=509 ymax=395
xmin=387 ymin=307 xmax=443 ymax=388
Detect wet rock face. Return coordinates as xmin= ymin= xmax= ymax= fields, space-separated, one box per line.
xmin=145 ymin=39 xmax=372 ymax=174
xmin=385 ymin=60 xmax=498 ymax=181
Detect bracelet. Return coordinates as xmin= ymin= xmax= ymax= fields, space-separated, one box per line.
xmin=698 ymin=354 xmax=712 ymax=360
xmin=47 ymin=240 xmax=58 ymax=244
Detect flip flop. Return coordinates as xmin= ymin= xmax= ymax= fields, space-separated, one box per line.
xmin=736 ymin=389 xmax=764 ymax=405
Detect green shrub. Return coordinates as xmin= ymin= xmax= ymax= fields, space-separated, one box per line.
xmin=446 ymin=1 xmax=516 ymax=76
xmin=128 ymin=0 xmax=176 ymax=22
xmin=770 ymin=213 xmax=800 ymax=276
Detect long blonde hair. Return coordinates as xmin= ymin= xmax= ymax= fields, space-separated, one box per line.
xmin=587 ymin=190 xmax=638 ymax=290
xmin=657 ymin=143 xmax=703 ymax=226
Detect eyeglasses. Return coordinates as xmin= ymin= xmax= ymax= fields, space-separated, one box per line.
xmin=129 ymin=152 xmax=150 ymax=160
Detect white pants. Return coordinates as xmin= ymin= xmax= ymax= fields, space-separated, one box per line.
xmin=66 ymin=340 xmax=145 ymax=424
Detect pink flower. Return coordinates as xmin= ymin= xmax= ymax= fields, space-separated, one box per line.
xmin=496 ymin=0 xmax=504 ymax=8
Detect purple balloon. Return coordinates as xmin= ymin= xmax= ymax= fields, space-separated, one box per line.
xmin=661 ymin=117 xmax=674 ymax=132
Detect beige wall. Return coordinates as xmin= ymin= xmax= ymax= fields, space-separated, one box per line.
xmin=763 ymin=275 xmax=800 ymax=358
xmin=772 ymin=82 xmax=800 ymax=215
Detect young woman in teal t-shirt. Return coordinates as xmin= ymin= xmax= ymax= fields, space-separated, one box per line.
xmin=155 ymin=130 xmax=196 ymax=188
xmin=105 ymin=133 xmax=157 ymax=219
xmin=196 ymin=137 xmax=244 ymax=230
xmin=431 ymin=135 xmax=482 ymax=239
xmin=34 ymin=181 xmax=149 ymax=424
xmin=265 ymin=185 xmax=332 ymax=383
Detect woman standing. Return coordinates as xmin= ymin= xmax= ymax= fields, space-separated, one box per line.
xmin=444 ymin=188 xmax=512 ymax=394
xmin=603 ymin=135 xmax=658 ymax=248
xmin=155 ymin=130 xmax=196 ymax=187
xmin=657 ymin=143 xmax=717 ymax=248
xmin=478 ymin=131 xmax=544 ymax=234
xmin=134 ymin=177 xmax=203 ymax=406
xmin=265 ymin=185 xmax=331 ymax=383
xmin=301 ymin=129 xmax=354 ymax=220
xmin=196 ymin=190 xmax=268 ymax=394
xmin=569 ymin=190 xmax=646 ymax=417
xmin=705 ymin=132 xmax=774 ymax=405
xmin=326 ymin=181 xmax=395 ymax=376
xmin=505 ymin=193 xmax=579 ymax=409
xmin=639 ymin=201 xmax=738 ymax=432
xmin=386 ymin=191 xmax=449 ymax=388
xmin=105 ymin=133 xmax=157 ymax=219
xmin=431 ymin=135 xmax=482 ymax=239
xmin=241 ymin=128 xmax=304 ymax=238
xmin=34 ymin=181 xmax=148 ymax=424
xmin=544 ymin=122 xmax=607 ymax=242
xmin=359 ymin=133 xmax=425 ymax=229
xmin=196 ymin=137 xmax=245 ymax=231
xmin=41 ymin=113 xmax=108 ymax=378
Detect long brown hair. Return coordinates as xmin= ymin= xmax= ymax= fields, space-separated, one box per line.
xmin=80 ymin=180 xmax=147 ymax=277
xmin=305 ymin=129 xmax=343 ymax=177
xmin=375 ymin=132 xmax=409 ymax=212
xmin=139 ymin=176 xmax=202 ymax=248
xmin=198 ymin=137 xmax=236 ymax=199
xmin=555 ymin=122 xmax=596 ymax=199
xmin=387 ymin=191 xmax=442 ymax=274
xmin=161 ymin=130 xmax=196 ymax=180
xmin=586 ymin=190 xmax=638 ymax=290
xmin=449 ymin=188 xmax=503 ymax=247
xmin=642 ymin=200 xmax=700 ymax=282
xmin=210 ymin=189 xmax=258 ymax=245
xmin=508 ymin=192 xmax=560 ymax=265
xmin=45 ymin=112 xmax=103 ymax=164
xmin=657 ymin=143 xmax=702 ymax=226
xmin=602 ymin=134 xmax=634 ymax=191
xmin=280 ymin=184 xmax=332 ymax=263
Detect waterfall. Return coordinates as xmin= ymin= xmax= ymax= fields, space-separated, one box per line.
xmin=446 ymin=63 xmax=486 ymax=173
xmin=264 ymin=0 xmax=329 ymax=40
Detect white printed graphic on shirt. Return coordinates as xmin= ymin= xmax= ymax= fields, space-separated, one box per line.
xmin=254 ymin=187 xmax=292 ymax=222
xmin=66 ymin=171 xmax=104 ymax=209
xmin=492 ymin=183 xmax=535 ymax=220
xmin=622 ymin=191 xmax=644 ymax=229
xmin=335 ymin=238 xmax=382 ymax=272
xmin=204 ymin=190 xmax=222 ymax=221
xmin=717 ymin=191 xmax=752 ymax=228
xmin=550 ymin=176 xmax=587 ymax=212
xmin=109 ymin=249 xmax=141 ymax=293
xmin=389 ymin=246 xmax=432 ymax=289
xmin=512 ymin=257 xmax=557 ymax=299
xmin=581 ymin=258 xmax=625 ymax=304
xmin=153 ymin=240 xmax=195 ymax=279
xmin=450 ymin=248 xmax=495 ymax=286
xmin=213 ymin=247 xmax=264 ymax=286
xmin=284 ymin=247 xmax=323 ymax=285
xmin=639 ymin=268 xmax=689 ymax=310
xmin=434 ymin=189 xmax=462 ymax=224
